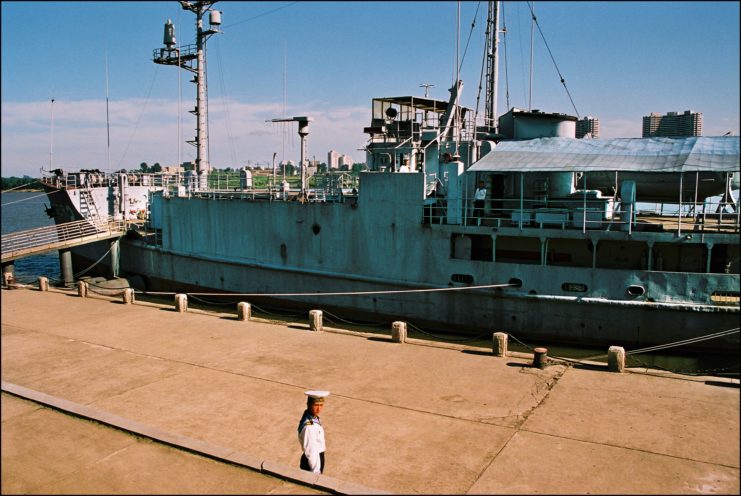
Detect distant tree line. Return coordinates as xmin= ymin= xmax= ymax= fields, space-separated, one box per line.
xmin=137 ymin=162 xmax=162 ymax=173
xmin=1 ymin=175 xmax=41 ymax=191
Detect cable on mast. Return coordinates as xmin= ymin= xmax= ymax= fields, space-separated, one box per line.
xmin=525 ymin=1 xmax=580 ymax=117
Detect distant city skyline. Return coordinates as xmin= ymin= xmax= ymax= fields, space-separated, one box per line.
xmin=642 ymin=110 xmax=703 ymax=138
xmin=2 ymin=1 xmax=739 ymax=177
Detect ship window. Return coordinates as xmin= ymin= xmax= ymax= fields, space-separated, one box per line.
xmin=710 ymin=291 xmax=740 ymax=304
xmin=562 ymin=282 xmax=587 ymax=293
xmin=508 ymin=278 xmax=522 ymax=288
xmin=627 ymin=285 xmax=645 ymax=296
xmin=451 ymin=274 xmax=474 ymax=284
xmin=312 ymin=223 xmax=321 ymax=235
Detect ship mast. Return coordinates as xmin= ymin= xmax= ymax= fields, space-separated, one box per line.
xmin=153 ymin=1 xmax=221 ymax=185
xmin=484 ymin=0 xmax=500 ymax=133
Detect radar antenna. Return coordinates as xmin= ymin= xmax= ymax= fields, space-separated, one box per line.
xmin=153 ymin=1 xmax=222 ymax=187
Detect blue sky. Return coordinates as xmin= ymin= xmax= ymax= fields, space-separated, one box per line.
xmin=2 ymin=1 xmax=739 ymax=177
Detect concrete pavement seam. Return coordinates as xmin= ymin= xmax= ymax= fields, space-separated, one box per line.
xmin=463 ymin=364 xmax=569 ymax=493
xmin=517 ymin=427 xmax=741 ymax=470
xmin=1 ymin=382 xmax=391 ymax=495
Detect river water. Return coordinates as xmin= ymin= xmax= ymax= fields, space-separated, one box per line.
xmin=2 ymin=191 xmax=61 ymax=283
xmin=2 ymin=191 xmax=737 ymax=376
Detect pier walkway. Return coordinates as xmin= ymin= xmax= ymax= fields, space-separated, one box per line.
xmin=2 ymin=287 xmax=739 ymax=494
xmin=0 ymin=218 xmax=125 ymax=265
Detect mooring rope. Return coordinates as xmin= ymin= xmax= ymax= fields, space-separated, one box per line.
xmin=142 ymin=282 xmax=516 ymax=298
xmin=626 ymin=327 xmax=739 ymax=355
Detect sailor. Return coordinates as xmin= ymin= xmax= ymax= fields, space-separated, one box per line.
xmin=473 ymin=180 xmax=487 ymax=224
xmin=298 ymin=390 xmax=329 ymax=473
xmin=282 ymin=178 xmax=290 ymax=201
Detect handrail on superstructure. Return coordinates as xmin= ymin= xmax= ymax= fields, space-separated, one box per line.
xmin=1 ymin=217 xmax=126 ymax=264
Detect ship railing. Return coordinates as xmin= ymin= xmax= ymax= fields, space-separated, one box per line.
xmin=40 ymin=171 xmax=187 ymax=190
xmin=179 ymin=171 xmax=360 ymax=203
xmin=365 ymin=109 xmax=477 ymax=144
xmin=424 ymin=195 xmax=740 ymax=234
xmin=40 ymin=173 xmax=94 ymax=190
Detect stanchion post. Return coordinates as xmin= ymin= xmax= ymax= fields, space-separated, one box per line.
xmin=237 ymin=302 xmax=251 ymax=321
xmin=608 ymin=346 xmax=625 ymax=373
xmin=175 ymin=293 xmax=188 ymax=313
xmin=492 ymin=332 xmax=508 ymax=357
xmin=38 ymin=276 xmax=49 ymax=292
xmin=77 ymin=281 xmax=88 ymax=298
xmin=122 ymin=288 xmax=135 ymax=305
xmin=392 ymin=321 xmax=407 ymax=343
xmin=309 ymin=310 xmax=323 ymax=332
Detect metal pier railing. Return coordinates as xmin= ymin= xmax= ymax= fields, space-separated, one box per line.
xmin=1 ymin=218 xmax=126 ymax=264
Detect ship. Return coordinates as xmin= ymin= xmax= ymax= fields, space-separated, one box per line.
xmin=39 ymin=1 xmax=739 ymax=352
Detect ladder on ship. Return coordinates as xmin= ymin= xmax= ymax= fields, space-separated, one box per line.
xmin=79 ymin=186 xmax=102 ymax=221
xmin=79 ymin=184 xmax=100 ymax=221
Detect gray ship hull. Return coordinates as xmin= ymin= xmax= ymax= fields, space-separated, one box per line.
xmin=67 ymin=235 xmax=739 ymax=353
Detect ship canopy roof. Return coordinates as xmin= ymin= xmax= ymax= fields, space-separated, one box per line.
xmin=468 ymin=136 xmax=740 ymax=173
xmin=372 ymin=96 xmax=472 ymax=113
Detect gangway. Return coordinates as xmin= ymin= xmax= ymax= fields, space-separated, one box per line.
xmin=1 ymin=218 xmax=127 ymax=264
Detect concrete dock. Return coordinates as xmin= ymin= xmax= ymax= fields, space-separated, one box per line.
xmin=2 ymin=286 xmax=739 ymax=494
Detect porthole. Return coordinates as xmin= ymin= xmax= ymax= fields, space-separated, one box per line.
xmin=312 ymin=223 xmax=321 ymax=235
xmin=562 ymin=282 xmax=587 ymax=293
xmin=627 ymin=285 xmax=645 ymax=296
xmin=451 ymin=274 xmax=474 ymax=284
xmin=508 ymin=278 xmax=522 ymax=288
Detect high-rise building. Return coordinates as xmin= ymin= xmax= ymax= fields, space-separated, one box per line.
xmin=327 ymin=150 xmax=341 ymax=169
xmin=642 ymin=110 xmax=702 ymax=137
xmin=339 ymin=154 xmax=354 ymax=170
xmin=576 ymin=116 xmax=600 ymax=138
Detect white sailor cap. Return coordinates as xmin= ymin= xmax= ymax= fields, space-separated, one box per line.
xmin=304 ymin=390 xmax=330 ymax=403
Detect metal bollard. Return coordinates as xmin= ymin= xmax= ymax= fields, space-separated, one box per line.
xmin=492 ymin=332 xmax=508 ymax=357
xmin=533 ymin=347 xmax=548 ymax=369
xmin=309 ymin=310 xmax=323 ymax=332
xmin=608 ymin=346 xmax=626 ymax=373
xmin=175 ymin=293 xmax=188 ymax=313
xmin=38 ymin=276 xmax=49 ymax=292
xmin=122 ymin=288 xmax=135 ymax=305
xmin=237 ymin=302 xmax=251 ymax=321
xmin=77 ymin=281 xmax=88 ymax=298
xmin=391 ymin=321 xmax=407 ymax=343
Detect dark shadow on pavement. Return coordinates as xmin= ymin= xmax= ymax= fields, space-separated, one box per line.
xmin=462 ymin=349 xmax=492 ymax=357
xmin=705 ymin=380 xmax=739 ymax=388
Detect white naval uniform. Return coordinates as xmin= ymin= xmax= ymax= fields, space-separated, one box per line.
xmin=298 ymin=415 xmax=326 ymax=473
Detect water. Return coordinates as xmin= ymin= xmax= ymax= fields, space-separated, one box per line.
xmin=1 ymin=191 xmax=61 ymax=283
xmin=2 ymin=191 xmax=737 ymax=377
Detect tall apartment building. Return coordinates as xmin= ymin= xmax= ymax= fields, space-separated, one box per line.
xmin=327 ymin=150 xmax=341 ymax=169
xmin=642 ymin=110 xmax=702 ymax=137
xmin=575 ymin=116 xmax=600 ymax=138
xmin=339 ymin=154 xmax=354 ymax=169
